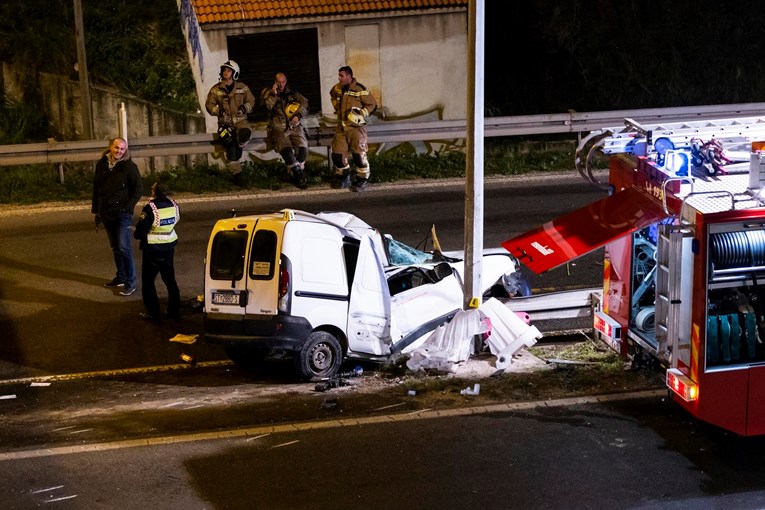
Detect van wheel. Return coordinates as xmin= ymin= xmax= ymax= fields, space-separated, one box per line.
xmin=294 ymin=332 xmax=342 ymax=381
xmin=225 ymin=345 xmax=269 ymax=370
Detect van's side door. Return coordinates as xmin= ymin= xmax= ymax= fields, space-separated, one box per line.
xmin=347 ymin=235 xmax=392 ymax=355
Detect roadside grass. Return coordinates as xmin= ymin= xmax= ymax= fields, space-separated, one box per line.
xmin=0 ymin=148 xmax=578 ymax=206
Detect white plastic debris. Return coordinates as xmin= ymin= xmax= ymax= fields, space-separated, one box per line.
xmin=460 ymin=383 xmax=481 ymax=396
xmin=479 ymin=298 xmax=542 ymax=370
xmin=406 ymin=308 xmax=485 ymax=372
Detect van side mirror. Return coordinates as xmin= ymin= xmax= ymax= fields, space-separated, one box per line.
xmin=433 ymin=262 xmax=453 ymax=282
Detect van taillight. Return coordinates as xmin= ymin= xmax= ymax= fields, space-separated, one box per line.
xmin=279 ymin=266 xmax=289 ymax=299
xmin=278 ymin=265 xmax=290 ymax=313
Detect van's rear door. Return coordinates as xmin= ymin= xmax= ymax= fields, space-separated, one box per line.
xmin=347 ymin=234 xmax=392 ymax=356
xmin=243 ymin=218 xmax=283 ymax=316
xmin=204 ymin=220 xmax=253 ymax=335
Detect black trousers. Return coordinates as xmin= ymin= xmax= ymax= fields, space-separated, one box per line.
xmin=141 ymin=247 xmax=180 ymax=319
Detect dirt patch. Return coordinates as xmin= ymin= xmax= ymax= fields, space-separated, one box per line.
xmin=320 ymin=340 xmax=665 ymax=410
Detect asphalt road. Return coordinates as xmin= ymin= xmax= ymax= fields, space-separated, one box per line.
xmin=4 ymin=391 xmax=765 ymax=510
xmin=0 ymin=172 xmax=607 ymax=380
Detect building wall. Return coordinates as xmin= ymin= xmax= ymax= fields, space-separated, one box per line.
xmin=181 ymin=9 xmax=468 ymax=133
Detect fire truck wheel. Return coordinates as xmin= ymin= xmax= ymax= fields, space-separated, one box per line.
xmin=294 ymin=331 xmax=343 ymax=381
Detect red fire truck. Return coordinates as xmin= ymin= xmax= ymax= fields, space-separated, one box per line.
xmin=502 ymin=116 xmax=765 ymax=436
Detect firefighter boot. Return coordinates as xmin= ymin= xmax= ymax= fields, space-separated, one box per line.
xmin=292 ymin=165 xmax=308 ymax=190
xmin=330 ymin=167 xmax=351 ymax=189
xmin=351 ymin=178 xmax=368 ymax=192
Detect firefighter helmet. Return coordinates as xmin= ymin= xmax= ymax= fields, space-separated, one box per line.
xmin=346 ymin=107 xmax=367 ymax=127
xmin=220 ymin=60 xmax=240 ymax=80
xmin=285 ymin=102 xmax=301 ymax=118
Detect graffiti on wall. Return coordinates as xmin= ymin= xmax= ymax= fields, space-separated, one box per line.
xmin=180 ymin=0 xmax=204 ymax=77
xmin=244 ymin=105 xmax=466 ymax=165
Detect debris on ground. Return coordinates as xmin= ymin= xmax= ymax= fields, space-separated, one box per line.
xmin=405 ymin=298 xmax=542 ymax=374
xmin=169 ymin=334 xmax=198 ymax=344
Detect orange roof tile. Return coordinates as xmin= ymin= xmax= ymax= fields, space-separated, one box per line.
xmin=191 ymin=0 xmax=467 ymax=24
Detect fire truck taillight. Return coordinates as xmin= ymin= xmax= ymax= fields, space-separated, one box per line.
xmin=593 ymin=311 xmax=621 ymax=340
xmin=666 ymin=368 xmax=698 ymax=401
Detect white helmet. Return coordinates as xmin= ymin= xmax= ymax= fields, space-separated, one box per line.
xmin=220 ymin=60 xmax=240 ymax=80
xmin=346 ymin=107 xmax=367 ymax=127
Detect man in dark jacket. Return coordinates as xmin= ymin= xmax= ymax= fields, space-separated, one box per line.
xmin=133 ymin=181 xmax=180 ymax=321
xmin=92 ymin=137 xmax=143 ymax=296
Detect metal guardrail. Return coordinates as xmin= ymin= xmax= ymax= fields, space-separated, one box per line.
xmin=4 ymin=102 xmax=765 ymax=166
xmin=504 ymin=287 xmax=601 ymax=322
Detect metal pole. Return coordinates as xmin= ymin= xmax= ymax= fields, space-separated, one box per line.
xmin=73 ymin=0 xmax=94 ymax=140
xmin=118 ymin=102 xmax=128 ymax=141
xmin=464 ymin=0 xmax=485 ymax=309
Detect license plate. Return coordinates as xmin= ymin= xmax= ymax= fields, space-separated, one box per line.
xmin=212 ymin=292 xmax=240 ymax=305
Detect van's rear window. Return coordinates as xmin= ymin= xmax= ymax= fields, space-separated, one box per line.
xmin=249 ymin=230 xmax=277 ymax=280
xmin=209 ymin=230 xmax=248 ymax=280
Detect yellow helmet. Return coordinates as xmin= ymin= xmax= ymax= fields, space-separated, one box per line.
xmin=285 ymin=102 xmax=301 ymax=118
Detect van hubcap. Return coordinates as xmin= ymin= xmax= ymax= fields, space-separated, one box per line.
xmin=310 ymin=343 xmax=333 ymax=370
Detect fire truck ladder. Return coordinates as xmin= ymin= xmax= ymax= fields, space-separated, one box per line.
xmin=576 ymin=115 xmax=765 ymax=186
xmin=654 ymin=225 xmax=694 ymax=366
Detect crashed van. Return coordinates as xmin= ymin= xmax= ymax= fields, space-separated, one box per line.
xmin=203 ymin=209 xmax=530 ymax=380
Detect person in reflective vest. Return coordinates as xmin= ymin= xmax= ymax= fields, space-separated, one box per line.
xmin=134 ymin=181 xmax=181 ymax=321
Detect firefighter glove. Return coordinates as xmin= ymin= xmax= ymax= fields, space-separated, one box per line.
xmin=237 ymin=105 xmax=247 ymax=115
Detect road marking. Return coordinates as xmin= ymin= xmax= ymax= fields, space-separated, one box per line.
xmin=0 ymin=360 xmax=233 ymax=387
xmin=0 ymin=389 xmax=666 ymax=462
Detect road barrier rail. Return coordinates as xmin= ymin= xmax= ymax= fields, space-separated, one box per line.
xmin=3 ymin=102 xmax=765 ymax=166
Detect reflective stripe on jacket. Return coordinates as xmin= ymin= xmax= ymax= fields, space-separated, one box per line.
xmin=146 ymin=200 xmax=180 ymax=245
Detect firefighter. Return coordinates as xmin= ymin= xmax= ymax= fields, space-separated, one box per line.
xmin=329 ymin=65 xmax=378 ymax=192
xmin=205 ymin=60 xmax=256 ymax=186
xmin=134 ymin=181 xmax=180 ymax=322
xmin=261 ymin=72 xmax=310 ymax=189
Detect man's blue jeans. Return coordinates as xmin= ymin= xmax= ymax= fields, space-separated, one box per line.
xmin=104 ymin=212 xmax=136 ymax=288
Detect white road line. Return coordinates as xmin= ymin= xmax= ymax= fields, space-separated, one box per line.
xmin=0 ymin=389 xmax=665 ymax=462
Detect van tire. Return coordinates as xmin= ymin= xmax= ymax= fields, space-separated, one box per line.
xmin=294 ymin=331 xmax=342 ymax=381
xmin=225 ymin=345 xmax=269 ymax=370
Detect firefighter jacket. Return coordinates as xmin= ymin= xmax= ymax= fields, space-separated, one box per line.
xmin=134 ymin=197 xmax=180 ymax=251
xmin=205 ymin=80 xmax=256 ymax=128
xmin=330 ymin=78 xmax=378 ymax=128
xmin=92 ymin=152 xmax=143 ymax=222
xmin=261 ymin=85 xmax=309 ymax=133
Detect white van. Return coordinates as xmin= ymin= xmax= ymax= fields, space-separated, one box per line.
xmin=203 ymin=209 xmax=530 ymax=380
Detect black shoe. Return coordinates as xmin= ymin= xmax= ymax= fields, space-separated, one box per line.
xmin=139 ymin=312 xmax=161 ymax=322
xmin=119 ymin=286 xmax=136 ymax=296
xmin=232 ymin=172 xmax=244 ymax=187
xmin=330 ymin=174 xmax=351 ymax=189
xmin=104 ymin=278 xmax=125 ymax=288
xmin=351 ymin=178 xmax=368 ymax=192
xmin=292 ymin=168 xmax=308 ymax=190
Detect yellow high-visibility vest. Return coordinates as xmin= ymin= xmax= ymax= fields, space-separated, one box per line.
xmin=147 ymin=200 xmax=180 ymax=245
